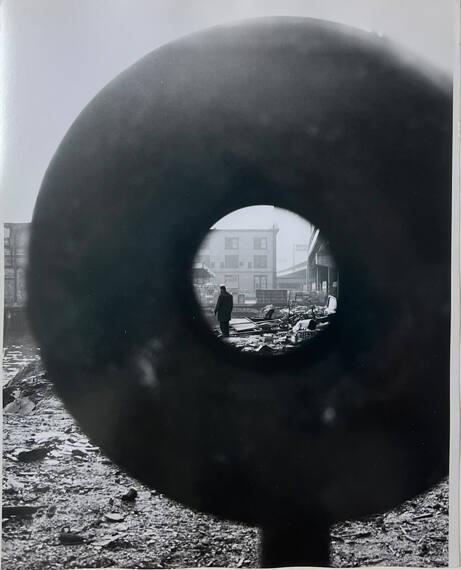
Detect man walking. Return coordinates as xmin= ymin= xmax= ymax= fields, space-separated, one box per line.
xmin=214 ymin=284 xmax=233 ymax=337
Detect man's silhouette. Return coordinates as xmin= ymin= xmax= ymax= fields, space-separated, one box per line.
xmin=214 ymin=285 xmax=233 ymax=337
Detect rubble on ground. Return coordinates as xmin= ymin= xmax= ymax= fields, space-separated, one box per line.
xmin=3 ymin=361 xmax=50 ymax=410
xmin=2 ymin=360 xmax=449 ymax=569
xmin=217 ymin=304 xmax=331 ymax=354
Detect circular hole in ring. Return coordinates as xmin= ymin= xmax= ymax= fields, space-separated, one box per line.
xmin=192 ymin=205 xmax=339 ymax=357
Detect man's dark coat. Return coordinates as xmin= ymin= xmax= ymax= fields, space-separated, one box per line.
xmin=214 ymin=291 xmax=233 ymax=322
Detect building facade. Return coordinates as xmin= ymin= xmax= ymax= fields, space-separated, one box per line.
xmin=196 ymin=226 xmax=278 ymax=298
xmin=4 ymin=223 xmax=30 ymax=307
xmin=277 ymin=229 xmax=339 ymax=296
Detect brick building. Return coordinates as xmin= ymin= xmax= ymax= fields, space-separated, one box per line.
xmin=4 ymin=223 xmax=30 ymax=307
xmin=196 ymin=226 xmax=278 ymax=298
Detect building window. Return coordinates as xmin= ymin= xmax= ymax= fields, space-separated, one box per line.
xmin=210 ymin=262 xmax=215 ymax=268
xmin=220 ymin=262 xmax=224 ymax=269
xmin=225 ymin=275 xmax=239 ymax=289
xmin=254 ymin=237 xmax=267 ymax=250
xmin=225 ymin=255 xmax=239 ymax=268
xmin=248 ymin=262 xmax=252 ymax=269
xmin=225 ymin=237 xmax=239 ymax=250
xmin=254 ymin=275 xmax=268 ymax=289
xmin=254 ymin=255 xmax=268 ymax=269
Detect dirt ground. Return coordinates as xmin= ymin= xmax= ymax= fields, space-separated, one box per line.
xmin=2 ymin=361 xmax=449 ymax=569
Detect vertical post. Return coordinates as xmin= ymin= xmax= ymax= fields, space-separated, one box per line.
xmin=12 ymin=228 xmax=17 ymax=305
xmin=305 ymin=252 xmax=309 ymax=292
xmin=261 ymin=517 xmax=331 ymax=568
xmin=272 ymin=224 xmax=278 ymax=289
xmin=305 ymin=230 xmax=310 ymax=293
xmin=306 ymin=225 xmax=316 ymax=294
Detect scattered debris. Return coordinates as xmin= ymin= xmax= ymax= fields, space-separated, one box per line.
xmin=3 ymin=396 xmax=36 ymax=415
xmin=228 ymin=318 xmax=259 ymax=333
xmin=259 ymin=305 xmax=275 ymax=319
xmin=216 ymin=302 xmax=334 ymax=354
xmin=59 ymin=531 xmax=85 ymax=545
xmin=71 ymin=449 xmax=88 ymax=459
xmin=292 ymin=318 xmax=317 ymax=332
xmin=3 ymin=476 xmax=25 ymax=494
xmin=3 ymin=505 xmax=42 ymax=518
xmin=3 ymin=360 xmax=49 ymax=408
xmin=414 ymin=513 xmax=433 ymax=520
xmin=121 ymin=488 xmax=138 ymax=502
xmin=92 ymin=534 xmax=123 ymax=548
xmin=104 ymin=513 xmax=125 ymax=523
xmin=2 ymin=347 xmax=449 ymax=569
xmin=16 ymin=446 xmax=51 ymax=463
xmin=34 ymin=431 xmax=66 ymax=446
xmin=255 ymin=344 xmax=273 ymax=355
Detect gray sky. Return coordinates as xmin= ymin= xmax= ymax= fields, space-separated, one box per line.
xmin=0 ymin=0 xmax=456 ymax=222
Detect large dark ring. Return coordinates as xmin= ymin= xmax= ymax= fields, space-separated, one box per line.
xmin=28 ymin=17 xmax=452 ymax=530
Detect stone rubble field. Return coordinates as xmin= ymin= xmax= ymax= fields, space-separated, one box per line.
xmin=2 ymin=361 xmax=449 ymax=569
